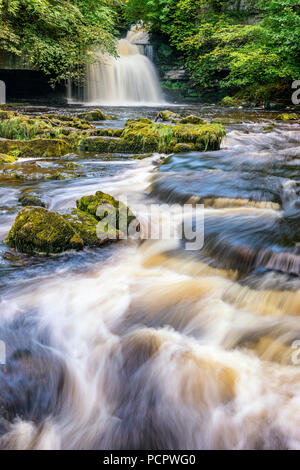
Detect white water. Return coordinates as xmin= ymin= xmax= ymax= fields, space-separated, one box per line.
xmin=83 ymin=26 xmax=165 ymax=106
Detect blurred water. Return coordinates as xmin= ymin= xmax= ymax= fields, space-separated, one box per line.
xmin=0 ymin=105 xmax=300 ymax=449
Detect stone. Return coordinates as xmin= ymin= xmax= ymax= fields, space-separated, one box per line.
xmin=5 ymin=207 xmax=84 ymax=254
xmin=77 ymin=109 xmax=108 ymax=121
xmin=18 ymin=193 xmax=47 ymax=208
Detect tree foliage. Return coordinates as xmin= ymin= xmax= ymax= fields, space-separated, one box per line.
xmin=125 ymin=0 xmax=300 ymax=99
xmin=0 ymin=0 xmax=120 ymax=82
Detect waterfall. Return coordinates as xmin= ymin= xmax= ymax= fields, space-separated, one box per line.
xmin=82 ymin=26 xmax=165 ymax=106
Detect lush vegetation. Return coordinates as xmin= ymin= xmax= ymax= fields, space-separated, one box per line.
xmin=0 ymin=0 xmax=118 ymax=83
xmin=0 ymin=0 xmax=299 ymax=101
xmin=124 ymin=0 xmax=300 ymax=102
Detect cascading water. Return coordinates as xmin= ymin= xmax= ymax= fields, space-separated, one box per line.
xmin=82 ymin=26 xmax=164 ymax=106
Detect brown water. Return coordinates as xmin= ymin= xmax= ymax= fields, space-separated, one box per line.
xmin=0 ymin=105 xmax=300 ymax=449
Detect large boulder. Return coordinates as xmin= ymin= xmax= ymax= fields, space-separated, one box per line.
xmin=6 ymin=192 xmax=138 ymax=254
xmin=5 ymin=207 xmax=84 ymax=254
xmin=77 ymin=109 xmax=108 ymax=121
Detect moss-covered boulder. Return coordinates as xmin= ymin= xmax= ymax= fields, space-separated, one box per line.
xmin=0 ymin=138 xmax=72 ymax=158
xmin=0 ymin=153 xmax=17 ymax=164
xmin=5 ymin=207 xmax=84 ymax=254
xmin=220 ymin=96 xmax=240 ymax=107
xmin=18 ymin=193 xmax=47 ymax=208
xmin=161 ymin=110 xmax=180 ymax=122
xmin=275 ymin=113 xmax=299 ymax=121
xmin=6 ymin=191 xmax=139 ymax=254
xmin=83 ymin=119 xmax=225 ymax=154
xmin=76 ymin=191 xmax=137 ymax=234
xmin=77 ymin=109 xmax=108 ymax=121
xmin=179 ymin=115 xmax=206 ymax=125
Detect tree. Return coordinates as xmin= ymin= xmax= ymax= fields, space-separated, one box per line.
xmin=0 ymin=0 xmax=121 ymax=83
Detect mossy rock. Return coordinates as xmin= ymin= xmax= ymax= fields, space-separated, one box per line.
xmin=0 ymin=138 xmax=72 ymax=158
xmin=0 ymin=153 xmax=17 ymax=164
xmin=82 ymin=120 xmax=225 ymax=154
xmin=63 ymin=209 xmax=100 ymax=246
xmin=82 ymin=136 xmax=127 ymax=153
xmin=18 ymin=193 xmax=47 ymax=208
xmin=275 ymin=113 xmax=299 ymax=121
xmin=161 ymin=110 xmax=180 ymax=122
xmin=89 ymin=128 xmax=123 ymax=138
xmin=77 ymin=109 xmax=108 ymax=121
xmin=76 ymin=191 xmax=137 ymax=234
xmin=5 ymin=207 xmax=84 ymax=254
xmin=220 ymin=96 xmax=240 ymax=107
xmin=179 ymin=115 xmax=206 ymax=125
xmin=173 ymin=143 xmax=195 ymax=153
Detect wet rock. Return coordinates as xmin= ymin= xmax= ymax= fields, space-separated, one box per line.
xmin=220 ymin=96 xmax=241 ymax=107
xmin=0 ymin=317 xmax=65 ymax=432
xmin=0 ymin=138 xmax=72 ymax=158
xmin=77 ymin=109 xmax=108 ymax=121
xmin=5 ymin=207 xmax=84 ymax=254
xmin=173 ymin=143 xmax=194 ymax=153
xmin=179 ymin=115 xmax=206 ymax=125
xmin=18 ymin=193 xmax=47 ymax=208
xmin=275 ymin=113 xmax=299 ymax=121
xmin=6 ymin=192 xmax=138 ymax=254
xmin=63 ymin=209 xmax=100 ymax=246
xmin=161 ymin=110 xmax=180 ymax=122
xmin=83 ymin=136 xmax=126 ymax=153
xmin=76 ymin=191 xmax=137 ymax=234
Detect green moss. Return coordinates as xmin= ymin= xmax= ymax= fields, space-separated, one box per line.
xmin=161 ymin=110 xmax=180 ymax=122
xmin=76 ymin=191 xmax=136 ymax=234
xmin=220 ymin=96 xmax=240 ymax=107
xmin=89 ymin=128 xmax=124 ymax=138
xmin=275 ymin=113 xmax=299 ymax=121
xmin=179 ymin=115 xmax=206 ymax=125
xmin=0 ymin=139 xmax=72 ymax=158
xmin=0 ymin=153 xmax=17 ymax=164
xmin=82 ymin=119 xmax=225 ymax=154
xmin=82 ymin=136 xmax=127 ymax=153
xmin=77 ymin=109 xmax=108 ymax=121
xmin=6 ymin=191 xmax=138 ymax=254
xmin=18 ymin=194 xmax=46 ymax=207
xmin=5 ymin=207 xmax=84 ymax=254
xmin=173 ymin=143 xmax=194 ymax=153
xmin=63 ymin=209 xmax=99 ymax=246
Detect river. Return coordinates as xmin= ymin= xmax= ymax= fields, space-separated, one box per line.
xmin=0 ymin=104 xmax=300 ymax=449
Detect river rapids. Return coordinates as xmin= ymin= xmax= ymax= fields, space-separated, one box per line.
xmin=0 ymin=105 xmax=300 ymax=450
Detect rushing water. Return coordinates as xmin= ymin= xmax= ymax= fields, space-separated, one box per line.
xmin=0 ymin=105 xmax=300 ymax=449
xmin=76 ymin=26 xmax=165 ymax=106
